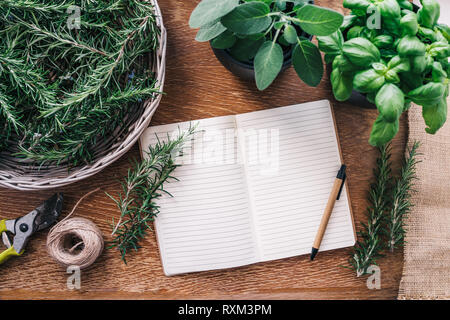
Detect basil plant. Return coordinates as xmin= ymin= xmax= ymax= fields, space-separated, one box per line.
xmin=189 ymin=0 xmax=343 ymax=90
xmin=318 ymin=0 xmax=450 ymax=146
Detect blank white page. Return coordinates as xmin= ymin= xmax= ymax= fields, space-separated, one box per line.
xmin=236 ymin=100 xmax=356 ymax=262
xmin=140 ymin=116 xmax=259 ymax=276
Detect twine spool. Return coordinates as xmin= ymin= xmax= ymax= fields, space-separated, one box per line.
xmin=47 ymin=189 xmax=104 ymax=269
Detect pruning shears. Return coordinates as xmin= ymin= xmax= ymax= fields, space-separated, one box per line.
xmin=0 ymin=193 xmax=63 ymax=265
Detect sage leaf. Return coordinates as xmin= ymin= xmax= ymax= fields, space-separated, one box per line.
xmin=195 ymin=20 xmax=227 ymax=42
xmin=375 ymin=84 xmax=404 ymax=122
xmin=189 ymin=0 xmax=239 ymax=29
xmin=283 ymin=24 xmax=298 ymax=44
xmin=296 ymin=4 xmax=344 ymax=36
xmin=210 ymin=30 xmax=237 ymax=49
xmin=221 ymin=2 xmax=272 ymax=35
xmin=422 ymin=97 xmax=448 ymax=134
xmin=292 ymin=40 xmax=323 ymax=87
xmin=369 ymin=114 xmax=400 ymax=147
xmin=254 ymin=41 xmax=284 ymax=90
xmin=229 ymin=37 xmax=265 ymax=62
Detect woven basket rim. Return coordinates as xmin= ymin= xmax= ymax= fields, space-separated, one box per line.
xmin=0 ymin=0 xmax=167 ymax=191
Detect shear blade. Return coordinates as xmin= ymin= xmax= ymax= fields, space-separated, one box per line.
xmin=33 ymin=193 xmax=64 ymax=232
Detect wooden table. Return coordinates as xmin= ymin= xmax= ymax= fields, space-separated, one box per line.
xmin=0 ymin=0 xmax=407 ymax=300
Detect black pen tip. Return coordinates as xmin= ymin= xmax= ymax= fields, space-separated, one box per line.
xmin=310 ymin=248 xmax=318 ymax=261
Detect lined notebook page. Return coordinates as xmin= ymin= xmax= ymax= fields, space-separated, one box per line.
xmin=236 ymin=100 xmax=356 ymax=262
xmin=140 ymin=116 xmax=259 ymax=276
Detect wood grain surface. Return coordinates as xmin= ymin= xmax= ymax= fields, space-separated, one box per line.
xmin=0 ymin=0 xmax=408 ymax=300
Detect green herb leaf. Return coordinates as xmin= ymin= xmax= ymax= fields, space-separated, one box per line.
xmin=229 ymin=37 xmax=265 ymax=62
xmin=408 ymin=82 xmax=446 ymax=105
xmin=317 ymin=30 xmax=344 ymax=55
xmin=342 ymin=37 xmax=381 ymax=66
xmin=283 ymin=24 xmax=298 ymax=44
xmin=375 ymin=84 xmax=404 ymax=122
xmin=353 ymin=69 xmax=385 ymax=93
xmin=331 ymin=68 xmax=353 ymax=101
xmin=417 ymin=0 xmax=440 ymax=29
xmin=369 ymin=114 xmax=400 ymax=147
xmin=189 ymin=0 xmax=239 ymax=29
xmin=221 ymin=1 xmax=272 ymax=35
xmin=254 ymin=41 xmax=284 ymax=90
xmin=210 ymin=30 xmax=237 ymax=49
xmin=400 ymin=12 xmax=419 ymax=36
xmin=378 ymin=0 xmax=401 ymax=19
xmin=296 ymin=4 xmax=344 ymax=36
xmin=397 ymin=35 xmax=426 ymax=57
xmin=195 ymin=20 xmax=227 ymax=42
xmin=292 ymin=40 xmax=323 ymax=87
xmin=422 ymin=97 xmax=448 ymax=134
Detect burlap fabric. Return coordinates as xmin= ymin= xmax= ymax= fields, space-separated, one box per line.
xmin=398 ymin=100 xmax=450 ymax=300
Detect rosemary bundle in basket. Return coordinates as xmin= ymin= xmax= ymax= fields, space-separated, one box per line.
xmin=0 ymin=0 xmax=160 ymax=166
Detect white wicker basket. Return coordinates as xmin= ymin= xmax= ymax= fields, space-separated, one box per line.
xmin=0 ymin=0 xmax=166 ymax=191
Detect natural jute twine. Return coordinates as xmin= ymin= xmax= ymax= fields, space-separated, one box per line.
xmin=47 ymin=188 xmax=104 ymax=269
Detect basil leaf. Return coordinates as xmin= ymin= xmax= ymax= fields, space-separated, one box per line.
xmin=342 ymin=37 xmax=381 ymax=66
xmin=408 ymin=82 xmax=446 ymax=105
xmin=398 ymin=0 xmax=413 ymax=10
xmin=422 ymin=97 xmax=448 ymax=134
xmin=292 ymin=40 xmax=324 ymax=87
xmin=417 ymin=0 xmax=440 ymax=29
xmin=254 ymin=41 xmax=284 ymax=90
xmin=332 ymin=54 xmax=359 ymax=72
xmin=347 ymin=26 xmax=363 ymax=40
xmin=331 ymin=68 xmax=353 ymax=101
xmin=428 ymin=42 xmax=450 ymax=59
xmin=410 ymin=55 xmax=427 ymax=74
xmin=369 ymin=114 xmax=400 ymax=147
xmin=400 ymin=12 xmax=419 ymax=36
xmin=353 ymin=69 xmax=385 ymax=93
xmin=343 ymin=0 xmax=371 ymax=12
xmin=431 ymin=61 xmax=447 ymax=83
xmin=210 ymin=30 xmax=237 ymax=49
xmin=375 ymin=84 xmax=404 ymax=122
xmin=387 ymin=55 xmax=410 ymax=73
xmin=190 ymin=0 xmax=239 ymax=29
xmin=229 ymin=37 xmax=264 ymax=62
xmin=221 ymin=2 xmax=272 ymax=35
xmin=195 ymin=20 xmax=227 ymax=42
xmin=397 ymin=35 xmax=426 ymax=57
xmin=373 ymin=35 xmax=394 ymax=49
xmin=283 ymin=24 xmax=298 ymax=44
xmin=296 ymin=4 xmax=344 ymax=36
xmin=378 ymin=0 xmax=401 ymax=19
xmin=317 ymin=30 xmax=344 ymax=55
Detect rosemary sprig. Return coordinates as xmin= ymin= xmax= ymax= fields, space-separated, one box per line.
xmin=0 ymin=0 xmax=161 ymax=166
xmin=350 ymin=144 xmax=392 ymax=277
xmin=107 ymin=126 xmax=196 ymax=263
xmin=387 ymin=141 xmax=420 ymax=252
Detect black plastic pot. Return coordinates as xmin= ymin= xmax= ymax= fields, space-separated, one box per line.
xmin=210 ymin=0 xmax=314 ymax=82
xmin=211 ymin=46 xmax=294 ymax=81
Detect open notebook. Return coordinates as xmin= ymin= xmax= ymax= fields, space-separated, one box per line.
xmin=140 ymin=100 xmax=356 ymax=276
